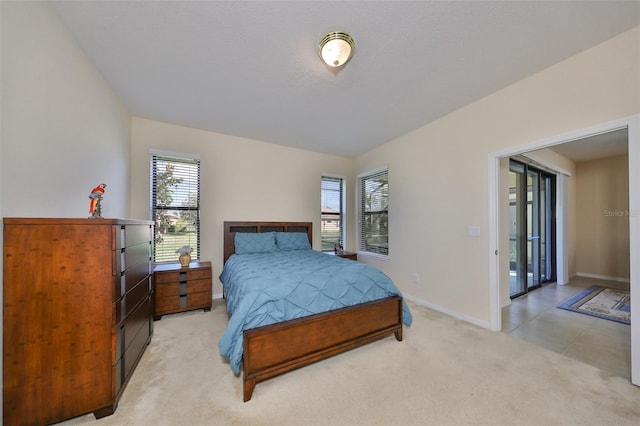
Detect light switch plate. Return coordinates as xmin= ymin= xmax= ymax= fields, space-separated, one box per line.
xmin=468 ymin=226 xmax=481 ymax=237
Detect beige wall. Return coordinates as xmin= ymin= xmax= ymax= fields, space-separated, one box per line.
xmin=576 ymin=155 xmax=630 ymax=281
xmin=354 ymin=26 xmax=639 ymax=325
xmin=0 ymin=1 xmax=131 ymax=219
xmin=129 ymin=118 xmax=355 ymax=294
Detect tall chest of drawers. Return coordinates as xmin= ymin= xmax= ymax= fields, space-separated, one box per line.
xmin=2 ymin=218 xmax=154 ymax=426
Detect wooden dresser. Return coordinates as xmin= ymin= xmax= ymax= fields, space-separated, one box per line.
xmin=153 ymin=261 xmax=212 ymax=319
xmin=2 ymin=218 xmax=154 ymax=425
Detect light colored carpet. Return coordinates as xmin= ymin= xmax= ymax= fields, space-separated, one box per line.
xmin=59 ymin=300 xmax=640 ymax=426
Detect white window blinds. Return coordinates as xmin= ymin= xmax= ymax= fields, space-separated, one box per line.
xmin=151 ymin=154 xmax=200 ymax=262
xmin=321 ymin=176 xmax=344 ymax=251
xmin=359 ymin=168 xmax=389 ymax=255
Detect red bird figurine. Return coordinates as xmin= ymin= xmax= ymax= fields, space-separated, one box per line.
xmin=88 ymin=183 xmax=107 ymax=217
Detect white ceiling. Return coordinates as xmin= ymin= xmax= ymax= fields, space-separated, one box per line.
xmin=547 ymin=128 xmax=629 ymax=163
xmin=51 ymin=1 xmax=640 ymax=157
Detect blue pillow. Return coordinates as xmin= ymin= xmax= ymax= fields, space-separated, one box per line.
xmin=235 ymin=232 xmax=277 ymax=254
xmin=275 ymin=232 xmax=311 ymax=251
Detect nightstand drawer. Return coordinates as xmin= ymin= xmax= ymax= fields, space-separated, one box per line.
xmin=155 ymin=291 xmax=212 ymax=313
xmin=154 ymin=267 xmax=212 ymax=284
xmin=155 ymin=278 xmax=211 ymax=298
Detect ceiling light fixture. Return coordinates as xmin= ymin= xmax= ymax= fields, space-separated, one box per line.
xmin=318 ymin=31 xmax=355 ymax=68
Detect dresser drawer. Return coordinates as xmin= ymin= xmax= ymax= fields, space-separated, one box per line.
xmin=123 ymin=315 xmax=151 ymax=380
xmin=122 ymin=224 xmax=152 ymax=248
xmin=121 ymin=242 xmax=151 ymax=274
xmin=116 ymin=262 xmax=151 ymax=300
xmin=113 ymin=305 xmax=152 ymax=397
xmin=155 ymin=291 xmax=212 ymax=313
xmin=115 ymin=296 xmax=151 ymax=363
xmin=114 ymin=277 xmax=151 ymax=325
xmin=114 ymin=243 xmax=151 ymax=299
xmin=155 ymin=278 xmax=211 ymax=298
xmin=154 ymin=267 xmax=211 ymax=284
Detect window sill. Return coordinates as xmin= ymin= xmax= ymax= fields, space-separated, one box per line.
xmin=357 ymin=251 xmax=389 ymax=262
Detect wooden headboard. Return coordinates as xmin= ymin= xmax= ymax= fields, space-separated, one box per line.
xmin=223 ymin=221 xmax=313 ymax=264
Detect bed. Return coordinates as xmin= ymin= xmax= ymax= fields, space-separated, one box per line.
xmin=218 ymin=221 xmax=412 ymax=401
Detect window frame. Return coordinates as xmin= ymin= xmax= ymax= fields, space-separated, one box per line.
xmin=321 ymin=175 xmax=346 ymax=252
xmin=150 ymin=150 xmax=201 ymax=263
xmin=358 ymin=167 xmax=389 ymax=258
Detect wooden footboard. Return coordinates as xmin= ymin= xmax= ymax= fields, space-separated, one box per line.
xmin=242 ymin=295 xmax=403 ymax=401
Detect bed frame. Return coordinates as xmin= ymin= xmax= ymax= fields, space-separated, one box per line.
xmin=222 ymin=221 xmax=404 ymax=402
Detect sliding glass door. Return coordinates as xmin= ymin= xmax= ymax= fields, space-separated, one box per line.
xmin=509 ymin=162 xmax=527 ymax=297
xmin=509 ymin=160 xmax=556 ymax=298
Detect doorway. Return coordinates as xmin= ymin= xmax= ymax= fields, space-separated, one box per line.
xmin=488 ymin=114 xmax=640 ymax=387
xmin=509 ymin=160 xmax=556 ymax=298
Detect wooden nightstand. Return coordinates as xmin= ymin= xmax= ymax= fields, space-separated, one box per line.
xmin=327 ymin=251 xmax=358 ymax=261
xmin=153 ymin=261 xmax=212 ymax=320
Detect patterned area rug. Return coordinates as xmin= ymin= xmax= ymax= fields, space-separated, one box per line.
xmin=558 ymin=286 xmax=630 ymax=325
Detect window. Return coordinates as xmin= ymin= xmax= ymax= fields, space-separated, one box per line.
xmin=321 ymin=176 xmax=344 ymax=251
xmin=359 ymin=168 xmax=389 ymax=255
xmin=151 ymin=153 xmax=200 ymax=262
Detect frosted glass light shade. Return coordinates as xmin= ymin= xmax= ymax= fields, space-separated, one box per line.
xmin=318 ymin=31 xmax=355 ymax=68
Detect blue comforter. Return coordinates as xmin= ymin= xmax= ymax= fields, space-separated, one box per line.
xmin=218 ymin=249 xmax=412 ymax=374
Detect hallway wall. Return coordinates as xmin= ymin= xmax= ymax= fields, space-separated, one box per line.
xmin=576 ymin=154 xmax=630 ymax=281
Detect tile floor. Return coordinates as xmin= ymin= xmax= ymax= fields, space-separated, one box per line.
xmin=501 ymin=276 xmax=631 ymax=379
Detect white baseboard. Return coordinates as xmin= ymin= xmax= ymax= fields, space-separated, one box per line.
xmin=575 ymin=272 xmax=630 ymax=284
xmin=403 ymin=293 xmax=492 ymax=330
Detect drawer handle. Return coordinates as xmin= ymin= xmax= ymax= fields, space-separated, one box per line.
xmin=179 ymin=294 xmax=187 ymax=309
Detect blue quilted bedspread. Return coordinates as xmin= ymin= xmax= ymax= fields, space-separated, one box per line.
xmin=218 ymin=249 xmax=412 ymax=374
